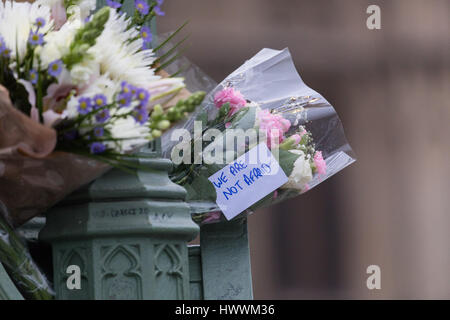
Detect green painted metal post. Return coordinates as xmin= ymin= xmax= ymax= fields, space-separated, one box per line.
xmin=200 ymin=218 xmax=253 ymax=300
xmin=39 ymin=140 xmax=199 ymax=299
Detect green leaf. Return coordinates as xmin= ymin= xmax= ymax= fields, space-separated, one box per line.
xmin=1 ymin=67 xmax=31 ymax=115
xmin=196 ymin=110 xmax=208 ymax=128
xmin=153 ymin=20 xmax=189 ymax=53
xmin=218 ymin=102 xmax=230 ymax=119
xmin=230 ymin=106 xmax=257 ymax=130
xmin=154 ymin=34 xmax=190 ymax=65
xmin=276 ymin=149 xmax=301 ymax=177
xmin=187 ymin=174 xmax=217 ymax=201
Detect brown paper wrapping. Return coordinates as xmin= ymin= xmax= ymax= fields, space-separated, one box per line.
xmin=0 ymin=86 xmax=109 ymax=227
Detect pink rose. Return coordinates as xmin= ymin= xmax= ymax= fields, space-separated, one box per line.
xmin=257 ymin=109 xmax=291 ymax=148
xmin=314 ymin=151 xmax=327 ymax=175
xmin=214 ymin=87 xmax=246 ymax=116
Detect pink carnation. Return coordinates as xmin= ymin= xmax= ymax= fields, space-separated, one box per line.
xmin=203 ymin=211 xmax=222 ymax=224
xmin=214 ymin=87 xmax=247 ymax=116
xmin=314 ymin=151 xmax=327 ymax=175
xmin=257 ymin=109 xmax=291 ymax=148
xmin=290 ymin=134 xmax=302 ymax=145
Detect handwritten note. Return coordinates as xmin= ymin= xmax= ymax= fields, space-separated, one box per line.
xmin=208 ymin=143 xmax=288 ymax=220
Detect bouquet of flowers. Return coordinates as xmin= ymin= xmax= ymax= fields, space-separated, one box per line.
xmin=0 ymin=0 xmax=204 ymax=299
xmin=0 ymin=0 xmax=205 ymax=227
xmin=163 ymin=48 xmax=355 ymax=223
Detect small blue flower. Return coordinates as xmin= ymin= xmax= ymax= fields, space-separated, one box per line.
xmin=93 ymin=94 xmax=107 ymax=109
xmin=48 ymin=60 xmax=63 ymax=77
xmin=156 ymin=0 xmax=164 ymax=5
xmin=136 ymin=88 xmax=150 ymax=104
xmin=93 ymin=126 xmax=104 ymax=138
xmin=1 ymin=47 xmax=11 ymax=58
xmin=133 ymin=107 xmax=149 ymax=124
xmin=29 ymin=69 xmax=38 ymax=84
xmin=135 ymin=0 xmax=149 ymax=15
xmin=106 ymin=0 xmax=122 ymax=9
xmin=28 ymin=31 xmax=44 ymax=46
xmin=121 ymin=81 xmax=132 ymax=94
xmin=0 ymin=35 xmax=11 ymax=58
xmin=90 ymin=142 xmax=107 ymax=154
xmin=140 ymin=26 xmax=152 ymax=43
xmin=35 ymin=17 xmax=46 ymax=29
xmin=77 ymin=97 xmax=92 ymax=115
xmin=154 ymin=5 xmax=165 ymax=16
xmin=117 ymin=92 xmax=132 ymax=108
xmin=95 ymin=109 xmax=110 ymax=123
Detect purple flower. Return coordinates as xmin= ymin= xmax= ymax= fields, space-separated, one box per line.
xmin=135 ymin=0 xmax=149 ymax=15
xmin=121 ymin=81 xmax=133 ymax=94
xmin=93 ymin=126 xmax=104 ymax=137
xmin=136 ymin=88 xmax=150 ymax=104
xmin=133 ymin=107 xmax=149 ymax=124
xmin=28 ymin=31 xmax=44 ymax=46
xmin=156 ymin=0 xmax=164 ymax=5
xmin=154 ymin=5 xmax=165 ymax=16
xmin=93 ymin=94 xmax=107 ymax=109
xmin=95 ymin=109 xmax=110 ymax=123
xmin=77 ymin=97 xmax=92 ymax=115
xmin=106 ymin=0 xmax=122 ymax=9
xmin=29 ymin=69 xmax=38 ymax=84
xmin=1 ymin=47 xmax=11 ymax=58
xmin=0 ymin=36 xmax=10 ymax=58
xmin=48 ymin=59 xmax=63 ymax=77
xmin=117 ymin=92 xmax=132 ymax=108
xmin=140 ymin=26 xmax=152 ymax=43
xmin=90 ymin=142 xmax=107 ymax=154
xmin=35 ymin=17 xmax=46 ymax=29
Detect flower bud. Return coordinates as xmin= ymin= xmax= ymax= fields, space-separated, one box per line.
xmin=152 ymin=129 xmax=162 ymax=138
xmin=157 ymin=120 xmax=171 ymax=130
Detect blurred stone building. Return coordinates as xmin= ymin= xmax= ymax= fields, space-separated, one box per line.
xmin=160 ymin=0 xmax=450 ymax=299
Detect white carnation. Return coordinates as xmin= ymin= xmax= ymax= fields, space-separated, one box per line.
xmin=281 ymin=149 xmax=313 ymax=191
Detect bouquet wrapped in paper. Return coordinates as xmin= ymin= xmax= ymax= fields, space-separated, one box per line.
xmin=0 ymin=0 xmax=204 ymax=298
xmin=0 ymin=0 xmax=204 ymax=226
xmin=163 ymin=48 xmax=355 ymax=224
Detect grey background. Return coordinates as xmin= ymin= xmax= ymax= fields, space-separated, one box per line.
xmin=159 ymin=0 xmax=450 ymax=299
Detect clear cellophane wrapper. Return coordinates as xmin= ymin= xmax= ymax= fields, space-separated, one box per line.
xmin=162 ymin=48 xmax=356 ymax=224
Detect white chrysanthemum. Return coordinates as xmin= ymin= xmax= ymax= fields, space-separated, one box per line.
xmin=68 ymin=0 xmax=96 ymax=20
xmin=105 ymin=117 xmax=151 ymax=153
xmin=37 ymin=0 xmax=96 ymax=21
xmin=88 ymin=9 xmax=159 ymax=87
xmin=281 ymin=149 xmax=313 ymax=191
xmin=0 ymin=1 xmax=52 ymax=60
xmin=36 ymin=17 xmax=82 ymax=68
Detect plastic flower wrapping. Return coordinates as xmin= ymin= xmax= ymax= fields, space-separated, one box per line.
xmin=162 ymin=48 xmax=356 ymax=224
